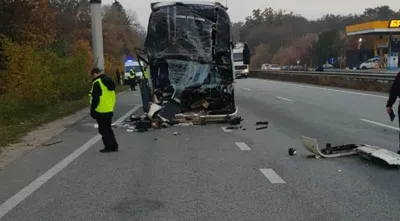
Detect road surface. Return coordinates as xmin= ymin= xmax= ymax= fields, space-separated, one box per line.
xmin=1 ymin=79 xmax=400 ymax=221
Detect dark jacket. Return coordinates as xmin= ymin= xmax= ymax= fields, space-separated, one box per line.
xmin=387 ymin=72 xmax=400 ymax=107
xmin=90 ymin=74 xmax=116 ymax=118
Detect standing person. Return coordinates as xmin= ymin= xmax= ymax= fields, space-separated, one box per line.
xmin=386 ymin=71 xmax=400 ymax=153
xmin=89 ymin=68 xmax=119 ymax=153
xmin=129 ymin=68 xmax=136 ymax=91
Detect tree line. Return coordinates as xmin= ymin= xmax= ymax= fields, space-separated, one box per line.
xmin=232 ymin=5 xmax=400 ymax=68
xmin=0 ymin=0 xmax=144 ymax=123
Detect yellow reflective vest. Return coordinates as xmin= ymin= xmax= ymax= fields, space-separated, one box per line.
xmin=89 ymin=78 xmax=116 ymax=113
xmin=129 ymin=69 xmax=136 ymax=79
xmin=143 ymin=69 xmax=150 ymax=79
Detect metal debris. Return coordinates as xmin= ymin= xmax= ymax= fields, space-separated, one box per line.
xmin=173 ymin=132 xmax=181 ymax=136
xmin=256 ymin=121 xmax=269 ymax=125
xmin=226 ymin=126 xmax=241 ymax=130
xmin=256 ymin=126 xmax=268 ymax=130
xmin=288 ymin=148 xmax=297 ymax=156
xmin=301 ymin=135 xmax=400 ymax=167
xmin=174 ymin=122 xmax=194 ymax=127
xmin=42 ymin=140 xmax=63 ymax=146
xmin=229 ymin=116 xmax=243 ymax=125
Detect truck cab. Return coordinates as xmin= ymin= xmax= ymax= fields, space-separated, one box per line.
xmin=233 ymin=42 xmax=250 ymax=79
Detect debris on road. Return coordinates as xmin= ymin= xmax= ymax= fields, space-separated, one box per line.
xmin=173 ymin=132 xmax=181 ymax=136
xmin=301 ymin=135 xmax=400 ymax=167
xmin=42 ymin=139 xmax=63 ymax=146
xmin=288 ymin=148 xmax=297 ymax=156
xmin=229 ymin=116 xmax=243 ymax=125
xmin=256 ymin=121 xmax=269 ymax=125
xmin=174 ymin=122 xmax=194 ymax=127
xmin=256 ymin=126 xmax=268 ymax=130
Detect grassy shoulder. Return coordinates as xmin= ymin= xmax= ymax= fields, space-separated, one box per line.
xmin=0 ymin=85 xmax=129 ymax=148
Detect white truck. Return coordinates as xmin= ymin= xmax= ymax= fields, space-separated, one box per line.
xmin=123 ymin=59 xmax=143 ymax=85
xmin=233 ymin=42 xmax=249 ymax=79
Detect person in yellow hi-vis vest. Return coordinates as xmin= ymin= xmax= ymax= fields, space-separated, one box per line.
xmin=143 ymin=66 xmax=150 ymax=80
xmin=89 ymin=68 xmax=118 ymax=153
xmin=129 ymin=68 xmax=136 ymax=91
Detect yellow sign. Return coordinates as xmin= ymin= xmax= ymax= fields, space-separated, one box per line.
xmin=389 ymin=20 xmax=400 ymax=28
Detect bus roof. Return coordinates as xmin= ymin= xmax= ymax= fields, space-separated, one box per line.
xmin=151 ymin=1 xmax=227 ymax=11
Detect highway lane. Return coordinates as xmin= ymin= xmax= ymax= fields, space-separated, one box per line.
xmin=1 ymin=81 xmax=400 ymax=220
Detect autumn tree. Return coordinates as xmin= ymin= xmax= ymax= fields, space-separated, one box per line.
xmin=250 ymin=44 xmax=271 ymax=69
xmin=272 ymin=33 xmax=317 ymax=66
xmin=312 ymin=30 xmax=342 ymax=66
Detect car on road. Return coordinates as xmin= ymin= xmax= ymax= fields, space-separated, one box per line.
xmin=261 ymin=63 xmax=281 ymax=71
xmin=359 ymin=58 xmax=379 ymax=69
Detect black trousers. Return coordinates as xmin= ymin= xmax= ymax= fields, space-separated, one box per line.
xmin=130 ymin=79 xmax=136 ymax=90
xmin=96 ymin=116 xmax=118 ymax=149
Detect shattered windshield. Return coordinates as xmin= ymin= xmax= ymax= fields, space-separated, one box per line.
xmin=146 ymin=3 xmax=232 ymax=93
xmin=164 ymin=59 xmax=221 ymax=93
xmin=146 ymin=6 xmax=213 ymax=62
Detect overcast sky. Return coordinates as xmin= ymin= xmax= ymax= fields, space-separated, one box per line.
xmin=103 ymin=0 xmax=398 ymax=28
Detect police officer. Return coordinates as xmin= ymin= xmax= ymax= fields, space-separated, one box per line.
xmin=90 ymin=68 xmax=119 ymax=153
xmin=129 ymin=68 xmax=136 ymax=91
xmin=386 ymin=71 xmax=400 ymax=153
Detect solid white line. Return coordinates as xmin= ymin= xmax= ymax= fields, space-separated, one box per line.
xmin=0 ymin=105 xmax=142 ymax=218
xmin=268 ymin=80 xmax=387 ymax=98
xmin=242 ymin=88 xmax=251 ymax=91
xmin=221 ymin=127 xmax=232 ymax=132
xmin=276 ymin=96 xmax=293 ymax=102
xmin=360 ymin=119 xmax=400 ymax=131
xmin=235 ymin=142 xmax=251 ymax=151
xmin=260 ymin=168 xmax=286 ymax=184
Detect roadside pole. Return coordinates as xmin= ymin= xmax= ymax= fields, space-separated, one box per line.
xmin=90 ymin=0 xmax=105 ymax=71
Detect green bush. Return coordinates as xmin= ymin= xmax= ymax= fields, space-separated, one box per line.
xmin=0 ymin=39 xmax=92 ymax=125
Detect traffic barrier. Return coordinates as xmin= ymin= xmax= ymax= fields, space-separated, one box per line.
xmin=248 ymin=70 xmax=395 ymax=93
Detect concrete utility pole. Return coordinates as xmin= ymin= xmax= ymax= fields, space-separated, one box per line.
xmin=90 ymin=0 xmax=104 ymax=71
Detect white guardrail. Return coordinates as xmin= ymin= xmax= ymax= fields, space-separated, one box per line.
xmin=250 ymin=69 xmax=398 ymax=81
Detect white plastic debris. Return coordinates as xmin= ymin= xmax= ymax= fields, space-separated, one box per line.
xmin=174 ymin=122 xmax=194 ymax=127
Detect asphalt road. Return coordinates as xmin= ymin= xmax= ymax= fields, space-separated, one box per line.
xmin=1 ymin=79 xmax=400 ymax=221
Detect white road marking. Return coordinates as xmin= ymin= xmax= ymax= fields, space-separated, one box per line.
xmin=221 ymin=127 xmax=232 ymax=132
xmin=242 ymin=87 xmax=251 ymax=91
xmin=0 ymin=105 xmax=142 ymax=218
xmin=235 ymin=142 xmax=251 ymax=151
xmin=276 ymin=96 xmax=294 ymax=102
xmin=360 ymin=119 xmax=400 ymax=131
xmin=260 ymin=168 xmax=286 ymax=184
xmin=269 ymin=81 xmax=387 ymax=98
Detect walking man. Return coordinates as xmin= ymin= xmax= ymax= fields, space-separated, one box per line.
xmin=90 ymin=68 xmax=119 ymax=153
xmin=386 ymin=71 xmax=400 ymax=153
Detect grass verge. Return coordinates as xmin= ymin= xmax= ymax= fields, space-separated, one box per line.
xmin=0 ymin=85 xmax=129 ymax=149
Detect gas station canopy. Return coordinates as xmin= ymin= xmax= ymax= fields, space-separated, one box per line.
xmin=346 ymin=20 xmax=400 ymax=36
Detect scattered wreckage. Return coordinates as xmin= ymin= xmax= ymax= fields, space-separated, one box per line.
xmin=301 ymin=135 xmax=400 ymax=167
xmin=129 ymin=1 xmax=250 ymax=129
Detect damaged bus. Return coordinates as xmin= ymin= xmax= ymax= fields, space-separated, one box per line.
xmin=136 ymin=1 xmax=250 ymax=124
